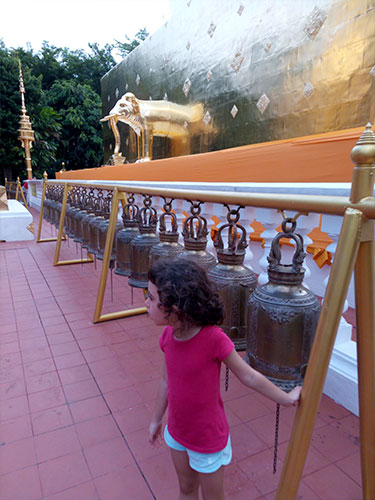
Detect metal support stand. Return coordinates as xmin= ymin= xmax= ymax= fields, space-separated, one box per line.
xmin=36 ymin=179 xmax=67 ymax=243
xmin=53 ymin=183 xmax=93 ymax=266
xmin=93 ymin=188 xmax=147 ymax=323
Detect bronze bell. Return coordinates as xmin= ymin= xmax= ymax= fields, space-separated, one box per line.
xmin=97 ymin=193 xmax=123 ymax=261
xmin=114 ymin=194 xmax=139 ymax=277
xmin=208 ymin=206 xmax=257 ymax=351
xmin=65 ymin=188 xmax=79 ymax=238
xmin=87 ymin=190 xmax=105 ymax=255
xmin=246 ymin=217 xmax=321 ymax=391
xmin=49 ymin=187 xmax=58 ymax=225
xmin=150 ymin=198 xmax=184 ymax=266
xmin=73 ymin=187 xmax=88 ymax=244
xmin=54 ymin=186 xmax=64 ymax=228
xmin=129 ymin=195 xmax=160 ymax=288
xmin=177 ymin=201 xmax=216 ymax=271
xmin=81 ymin=189 xmax=97 ymax=250
xmin=43 ymin=186 xmax=52 ymax=222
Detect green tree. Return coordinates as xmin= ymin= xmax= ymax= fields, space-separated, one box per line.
xmin=0 ymin=29 xmax=147 ymax=182
xmin=45 ymin=80 xmax=103 ymax=169
xmin=114 ymin=28 xmax=149 ymax=58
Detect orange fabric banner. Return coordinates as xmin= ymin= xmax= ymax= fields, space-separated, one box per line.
xmin=56 ymin=127 xmax=363 ymax=183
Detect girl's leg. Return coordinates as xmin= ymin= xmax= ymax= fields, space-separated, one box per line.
xmin=199 ymin=467 xmax=225 ymax=500
xmin=170 ymin=448 xmax=200 ymax=500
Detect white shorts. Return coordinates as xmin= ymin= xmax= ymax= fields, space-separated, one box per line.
xmin=164 ymin=425 xmax=232 ymax=473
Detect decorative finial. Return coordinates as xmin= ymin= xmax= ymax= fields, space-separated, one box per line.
xmin=43 ymin=171 xmax=48 ymax=180
xmin=351 ymin=123 xmax=375 ymax=166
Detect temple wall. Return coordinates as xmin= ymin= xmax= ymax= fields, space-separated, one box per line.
xmin=101 ymin=0 xmax=375 ymax=164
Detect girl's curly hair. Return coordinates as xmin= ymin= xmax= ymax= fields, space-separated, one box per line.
xmin=148 ymin=259 xmax=224 ymax=327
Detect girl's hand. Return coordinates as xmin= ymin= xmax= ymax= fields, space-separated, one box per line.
xmin=284 ymin=385 xmax=302 ymax=406
xmin=149 ymin=420 xmax=163 ymax=446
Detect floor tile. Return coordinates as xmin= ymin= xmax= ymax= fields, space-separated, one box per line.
xmin=70 ymin=395 xmax=110 ymax=423
xmin=311 ymin=422 xmax=360 ymax=462
xmin=226 ymin=394 xmax=271 ymax=423
xmin=303 ymin=463 xmax=362 ymax=500
xmin=39 ymin=450 xmax=91 ymax=497
xmin=0 ymin=414 xmax=33 ymax=444
xmin=28 ymin=386 xmax=66 ymax=413
xmin=84 ymin=436 xmax=133 ymax=477
xmin=26 ymin=371 xmax=61 ymax=394
xmin=45 ymin=481 xmax=99 ymax=500
xmin=0 ymin=436 xmax=37 ymax=475
xmin=34 ymin=425 xmax=81 ymax=463
xmin=75 ymin=414 xmax=121 ymax=448
xmin=63 ymin=378 xmax=100 ymax=403
xmin=31 ymin=404 xmax=73 ymax=435
xmin=0 ymin=465 xmax=42 ymax=500
xmin=94 ymin=465 xmax=154 ymax=500
xmin=54 ymin=351 xmax=86 ymax=370
xmin=0 ymin=378 xmax=26 ymax=401
xmin=0 ymin=394 xmax=29 ymax=422
xmin=114 ymin=402 xmax=152 ymax=435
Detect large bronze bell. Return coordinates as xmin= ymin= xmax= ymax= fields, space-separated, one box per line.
xmin=73 ymin=187 xmax=88 ymax=244
xmin=150 ymin=198 xmax=183 ymax=266
xmin=246 ymin=217 xmax=321 ymax=391
xmin=114 ymin=194 xmax=139 ymax=277
xmin=97 ymin=193 xmax=123 ymax=261
xmin=87 ymin=190 xmax=105 ymax=255
xmin=177 ymin=201 xmax=216 ymax=270
xmin=43 ymin=186 xmax=52 ymax=222
xmin=81 ymin=189 xmax=97 ymax=250
xmin=129 ymin=195 xmax=160 ymax=288
xmin=208 ymin=206 xmax=257 ymax=350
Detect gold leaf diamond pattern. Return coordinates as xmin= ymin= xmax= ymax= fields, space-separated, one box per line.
xmin=231 ymin=105 xmax=238 ymax=118
xmin=115 ymin=88 xmax=119 ymax=98
xmin=208 ymin=22 xmax=216 ymax=38
xmin=186 ymin=41 xmax=191 ymax=50
xmin=107 ymin=95 xmax=110 ymax=102
xmin=182 ymin=78 xmax=191 ymax=97
xmin=231 ymin=52 xmax=244 ymax=72
xmin=256 ymin=93 xmax=270 ymax=114
xmin=207 ymin=70 xmax=213 ymax=81
xmin=370 ymin=66 xmax=375 ymax=77
xmin=135 ymin=74 xmax=140 ymax=86
xmin=304 ymin=6 xmax=327 ymax=39
xmin=303 ymin=82 xmax=314 ymax=98
xmin=163 ymin=93 xmax=168 ymax=100
xmin=264 ymin=42 xmax=272 ymax=52
xmin=238 ymin=4 xmax=244 ymax=16
xmin=203 ymin=111 xmax=212 ymax=126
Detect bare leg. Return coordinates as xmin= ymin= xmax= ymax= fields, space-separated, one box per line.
xmin=200 ymin=467 xmax=225 ymax=500
xmin=170 ymin=448 xmax=200 ymax=500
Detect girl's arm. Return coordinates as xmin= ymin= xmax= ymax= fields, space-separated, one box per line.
xmin=149 ymin=358 xmax=168 ymax=444
xmin=223 ymin=350 xmax=301 ymax=406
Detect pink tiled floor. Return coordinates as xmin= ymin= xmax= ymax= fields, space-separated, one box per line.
xmin=0 ymin=209 xmax=362 ymax=499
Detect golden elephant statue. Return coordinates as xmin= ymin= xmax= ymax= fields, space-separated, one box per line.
xmin=101 ymin=92 xmax=212 ymax=162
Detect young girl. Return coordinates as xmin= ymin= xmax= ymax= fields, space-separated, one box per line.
xmin=147 ymin=259 xmax=301 ymax=500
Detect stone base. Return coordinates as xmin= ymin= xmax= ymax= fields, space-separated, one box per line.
xmin=0 ymin=200 xmax=34 ymax=241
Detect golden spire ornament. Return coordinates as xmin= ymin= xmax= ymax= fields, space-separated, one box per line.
xmin=18 ymin=61 xmax=35 ymax=180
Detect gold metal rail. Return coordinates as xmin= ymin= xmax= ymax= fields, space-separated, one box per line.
xmin=41 ymin=124 xmax=374 ymax=500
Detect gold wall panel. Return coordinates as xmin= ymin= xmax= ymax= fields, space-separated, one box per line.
xmin=101 ymin=0 xmax=375 ymax=164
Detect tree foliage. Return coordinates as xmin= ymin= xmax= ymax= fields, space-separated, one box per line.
xmin=0 ymin=30 xmax=145 ymax=182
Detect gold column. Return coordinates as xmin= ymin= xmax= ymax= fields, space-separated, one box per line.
xmin=17 ymin=61 xmax=35 ymax=180
xmin=350 ymin=123 xmax=375 ymax=499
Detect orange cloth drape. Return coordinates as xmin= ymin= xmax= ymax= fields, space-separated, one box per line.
xmin=56 ymin=127 xmax=363 ymax=183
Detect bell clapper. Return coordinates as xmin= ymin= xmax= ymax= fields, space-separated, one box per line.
xmin=131 ymin=285 xmax=134 ymax=305
xmin=94 ymin=253 xmax=97 ymax=270
xmin=273 ymin=402 xmax=280 ymax=474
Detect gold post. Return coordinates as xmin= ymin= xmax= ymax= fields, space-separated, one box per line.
xmin=350 ymin=123 xmax=375 ymax=499
xmin=276 ymin=207 xmax=362 ymax=499
xmin=93 ymin=188 xmax=147 ymax=323
xmin=16 ymin=177 xmax=28 ymax=207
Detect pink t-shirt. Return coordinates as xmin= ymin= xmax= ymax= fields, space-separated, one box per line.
xmin=160 ymin=325 xmax=234 ymax=453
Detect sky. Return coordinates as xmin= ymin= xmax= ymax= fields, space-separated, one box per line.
xmin=2 ymin=0 xmax=171 ymax=60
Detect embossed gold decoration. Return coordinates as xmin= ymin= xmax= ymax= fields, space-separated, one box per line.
xmin=101 ymin=92 xmax=213 ymax=161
